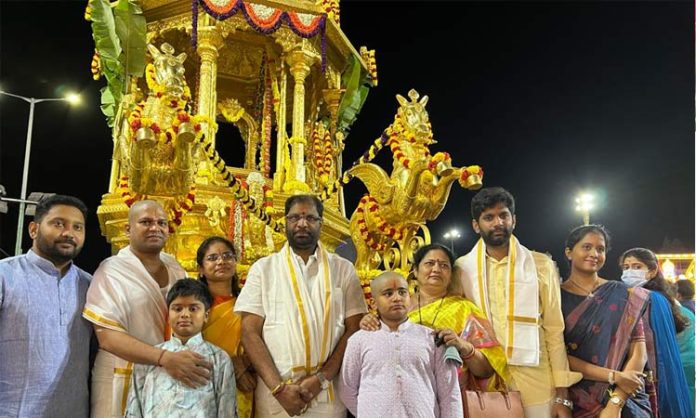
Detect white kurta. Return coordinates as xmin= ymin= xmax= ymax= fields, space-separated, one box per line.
xmin=234 ymin=243 xmax=367 ymax=417
xmin=83 ymin=246 xmax=185 ymax=418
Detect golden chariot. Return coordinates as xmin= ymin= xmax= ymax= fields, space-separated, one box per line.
xmin=87 ymin=0 xmax=484 ymax=302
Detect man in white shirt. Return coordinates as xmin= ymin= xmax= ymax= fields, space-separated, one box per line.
xmin=236 ymin=194 xmax=368 ymax=417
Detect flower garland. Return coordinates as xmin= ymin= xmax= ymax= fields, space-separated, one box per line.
xmin=320 ymin=0 xmax=340 ymax=25
xmin=359 ymin=46 xmax=378 ymax=86
xmin=91 ymin=50 xmax=101 ymax=80
xmin=260 ymin=57 xmax=273 ymax=177
xmin=356 ymin=195 xmax=387 ymax=251
xmin=427 ymin=152 xmax=451 ymax=172
xmin=386 ymin=114 xmax=433 ymax=170
xmin=318 ymin=130 xmax=390 ymax=201
xmin=362 ymin=195 xmax=404 ymax=241
xmin=115 ymin=175 xmax=196 ymax=231
xmin=198 ymin=137 xmax=284 ymax=233
xmin=127 ymin=64 xmax=206 ymax=145
xmin=192 ymin=0 xmax=327 ymax=70
xmin=322 ymin=129 xmax=334 ymax=181
xmin=459 ymin=165 xmax=485 ymax=188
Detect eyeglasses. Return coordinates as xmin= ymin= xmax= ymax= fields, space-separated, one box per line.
xmin=205 ymin=251 xmax=236 ymax=263
xmin=286 ymin=214 xmax=322 ymax=225
xmin=137 ymin=219 xmax=169 ymax=228
xmin=421 ymin=260 xmax=451 ymax=271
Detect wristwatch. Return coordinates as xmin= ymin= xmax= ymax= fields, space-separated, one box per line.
xmin=554 ymin=397 xmax=573 ymax=409
xmin=315 ymin=371 xmax=330 ymax=390
xmin=609 ymin=395 xmax=625 ymax=408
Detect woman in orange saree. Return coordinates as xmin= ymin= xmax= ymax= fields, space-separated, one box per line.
xmin=198 ymin=236 xmax=255 ymax=418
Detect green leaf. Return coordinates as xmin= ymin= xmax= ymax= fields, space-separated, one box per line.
xmin=100 ymin=86 xmax=116 ymax=127
xmin=90 ymin=0 xmax=121 ymax=63
xmin=337 ymin=55 xmax=372 ymax=135
xmin=114 ymin=0 xmax=146 ymax=78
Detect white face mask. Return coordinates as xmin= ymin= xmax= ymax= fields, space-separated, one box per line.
xmin=621 ymin=269 xmax=648 ymax=288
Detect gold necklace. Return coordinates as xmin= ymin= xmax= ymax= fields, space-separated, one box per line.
xmin=569 ymin=278 xmax=599 ymax=298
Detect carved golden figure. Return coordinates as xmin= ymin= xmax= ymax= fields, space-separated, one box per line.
xmin=348 ymin=89 xmax=483 ymax=273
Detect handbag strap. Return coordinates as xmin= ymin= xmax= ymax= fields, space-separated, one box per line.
xmin=466 ymin=371 xmax=512 ymax=393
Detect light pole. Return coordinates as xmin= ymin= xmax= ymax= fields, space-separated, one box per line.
xmin=443 ymin=228 xmax=462 ymax=253
xmin=575 ymin=192 xmax=594 ymax=225
xmin=0 ymin=90 xmax=81 ymax=255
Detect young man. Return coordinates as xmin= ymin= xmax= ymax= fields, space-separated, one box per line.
xmin=236 ymin=194 xmax=368 ymax=417
xmin=455 ymin=187 xmax=581 ymax=418
xmin=0 ymin=195 xmax=92 ymax=418
xmin=339 ymin=272 xmax=463 ymax=418
xmin=125 ymin=279 xmax=236 ymax=418
xmin=84 ymin=200 xmax=208 ymax=418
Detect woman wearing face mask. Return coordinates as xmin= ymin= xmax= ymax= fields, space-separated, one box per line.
xmin=619 ymin=248 xmax=694 ymax=416
xmin=561 ymin=225 xmax=652 ymax=418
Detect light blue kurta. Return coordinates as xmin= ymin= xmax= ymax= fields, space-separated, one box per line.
xmin=0 ymin=250 xmax=92 ymax=418
xmin=125 ymin=333 xmax=237 ymax=418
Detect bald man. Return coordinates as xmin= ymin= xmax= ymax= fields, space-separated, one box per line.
xmin=339 ymin=272 xmax=463 ymax=418
xmin=83 ymin=201 xmax=210 ymax=418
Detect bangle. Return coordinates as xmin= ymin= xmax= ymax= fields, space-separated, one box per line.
xmin=462 ymin=347 xmax=477 ymax=360
xmin=608 ymin=371 xmax=616 ymax=385
xmin=271 ymin=382 xmax=286 ymax=397
xmin=157 ymin=350 xmax=166 ymax=367
xmin=554 ymin=397 xmax=573 ymax=409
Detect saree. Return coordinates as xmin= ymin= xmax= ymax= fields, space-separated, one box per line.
xmin=407 ymin=295 xmax=509 ymax=387
xmin=202 ymin=296 xmax=253 ymax=418
xmin=562 ymin=281 xmax=652 ymax=418
xmin=642 ymin=291 xmax=694 ymax=418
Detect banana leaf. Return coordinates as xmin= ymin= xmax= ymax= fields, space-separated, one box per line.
xmin=100 ymin=86 xmax=116 ymax=127
xmin=114 ymin=0 xmax=146 ymax=77
xmin=90 ymin=0 xmax=121 ymax=64
xmin=337 ymin=54 xmax=372 ymax=136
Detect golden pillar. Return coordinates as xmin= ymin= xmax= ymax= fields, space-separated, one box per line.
xmin=196 ymin=25 xmax=224 ymax=148
xmin=286 ymin=49 xmax=316 ymax=186
xmin=273 ymin=60 xmax=288 ymax=190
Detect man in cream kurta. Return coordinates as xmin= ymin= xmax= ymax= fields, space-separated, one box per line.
xmin=456 ymin=187 xmax=581 ymax=418
xmin=236 ymin=194 xmax=367 ymax=418
xmin=83 ymin=201 xmax=195 ymax=418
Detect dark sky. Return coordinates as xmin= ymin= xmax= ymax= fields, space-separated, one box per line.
xmin=1 ymin=1 xmax=693 ymax=279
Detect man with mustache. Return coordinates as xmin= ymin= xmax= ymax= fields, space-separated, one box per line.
xmin=0 ymin=195 xmax=92 ymax=418
xmin=455 ymin=187 xmax=581 ymax=418
xmin=83 ymin=200 xmax=208 ymax=418
xmin=235 ymin=194 xmax=367 ymax=417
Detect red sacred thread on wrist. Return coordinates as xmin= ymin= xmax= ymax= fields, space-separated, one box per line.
xmin=157 ymin=350 xmax=166 ymax=367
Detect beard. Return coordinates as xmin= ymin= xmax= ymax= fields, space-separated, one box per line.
xmin=35 ymin=233 xmax=82 ymax=265
xmin=286 ymin=226 xmax=319 ymax=252
xmin=480 ymin=226 xmax=513 ymax=247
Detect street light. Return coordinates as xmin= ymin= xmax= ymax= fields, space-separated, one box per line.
xmin=0 ymin=89 xmax=81 ymax=255
xmin=443 ymin=228 xmax=462 ymax=253
xmin=575 ymin=192 xmax=595 ymax=225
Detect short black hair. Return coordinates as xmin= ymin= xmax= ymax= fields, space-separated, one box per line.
xmin=34 ymin=195 xmax=88 ymax=222
xmin=285 ymin=194 xmax=323 ymax=218
xmin=470 ymin=187 xmax=515 ymax=221
xmin=166 ymin=278 xmax=213 ymax=310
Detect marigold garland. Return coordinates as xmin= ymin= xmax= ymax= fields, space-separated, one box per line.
xmin=356 ymin=195 xmax=387 ymax=251
xmin=115 ymin=175 xmax=196 ymax=231
xmin=91 ymin=50 xmax=101 ymax=80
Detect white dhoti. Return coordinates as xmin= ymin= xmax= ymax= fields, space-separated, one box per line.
xmin=83 ymin=246 xmax=185 ymax=418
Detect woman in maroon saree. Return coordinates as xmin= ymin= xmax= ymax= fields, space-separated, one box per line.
xmin=561 ymin=225 xmax=653 ymax=418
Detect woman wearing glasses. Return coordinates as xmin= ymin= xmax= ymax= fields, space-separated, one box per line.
xmin=197 ymin=236 xmax=255 ymax=418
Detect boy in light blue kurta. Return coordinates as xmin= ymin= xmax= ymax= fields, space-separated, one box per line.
xmin=125 ymin=279 xmax=237 ymax=418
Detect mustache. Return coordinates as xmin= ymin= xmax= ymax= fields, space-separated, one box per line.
xmin=55 ymin=238 xmax=77 ymax=245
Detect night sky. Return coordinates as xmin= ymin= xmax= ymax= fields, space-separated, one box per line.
xmin=1 ymin=1 xmax=693 ymax=280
